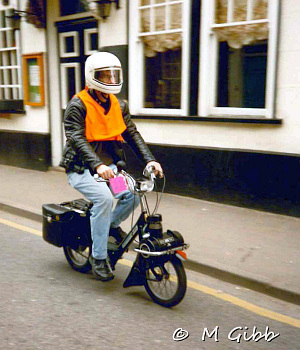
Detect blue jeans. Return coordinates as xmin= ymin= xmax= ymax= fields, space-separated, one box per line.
xmin=67 ymin=168 xmax=140 ymax=260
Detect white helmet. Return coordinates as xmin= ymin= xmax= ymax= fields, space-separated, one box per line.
xmin=85 ymin=52 xmax=123 ymax=94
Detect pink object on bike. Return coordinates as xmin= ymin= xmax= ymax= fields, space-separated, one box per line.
xmin=109 ymin=176 xmax=128 ymax=195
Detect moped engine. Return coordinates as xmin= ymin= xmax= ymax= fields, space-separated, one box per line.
xmin=139 ymin=229 xmax=184 ymax=258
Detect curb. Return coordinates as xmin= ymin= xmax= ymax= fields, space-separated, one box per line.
xmin=0 ymin=202 xmax=42 ymax=223
xmin=0 ymin=201 xmax=299 ymax=306
xmin=183 ymin=259 xmax=300 ymax=306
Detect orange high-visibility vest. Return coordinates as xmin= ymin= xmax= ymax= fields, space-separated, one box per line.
xmin=76 ymin=89 xmax=126 ymax=142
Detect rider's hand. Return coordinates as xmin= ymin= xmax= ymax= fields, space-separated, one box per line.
xmin=96 ymin=164 xmax=115 ymax=180
xmin=147 ymin=161 xmax=164 ymax=178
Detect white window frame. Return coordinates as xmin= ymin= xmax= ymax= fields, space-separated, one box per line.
xmin=0 ymin=7 xmax=22 ymax=101
xmin=59 ymin=31 xmax=80 ymax=58
xmin=129 ymin=0 xmax=191 ymax=116
xmin=60 ymin=62 xmax=81 ymax=109
xmin=84 ymin=28 xmax=98 ymax=56
xmin=199 ymin=0 xmax=280 ymax=119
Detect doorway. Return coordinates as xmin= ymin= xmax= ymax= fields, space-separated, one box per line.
xmin=57 ymin=18 xmax=99 ymax=110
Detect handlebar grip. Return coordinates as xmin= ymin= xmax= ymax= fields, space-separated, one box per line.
xmin=143 ymin=165 xmax=156 ymax=178
xmin=117 ymin=160 xmax=127 ymax=172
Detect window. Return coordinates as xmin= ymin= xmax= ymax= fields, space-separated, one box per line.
xmin=60 ymin=62 xmax=81 ymax=109
xmin=217 ymin=41 xmax=267 ymax=108
xmin=0 ymin=8 xmax=23 ymax=111
xmin=84 ymin=28 xmax=98 ymax=56
xmin=129 ymin=0 xmax=191 ymax=116
xmin=59 ymin=0 xmax=87 ymax=16
xmin=59 ymin=31 xmax=80 ymax=58
xmin=199 ymin=0 xmax=280 ymax=118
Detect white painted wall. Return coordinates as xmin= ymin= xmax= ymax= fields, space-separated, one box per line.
xmin=133 ymin=1 xmax=300 ymax=156
xmin=99 ymin=3 xmax=127 ymax=47
xmin=0 ymin=1 xmax=49 ymax=134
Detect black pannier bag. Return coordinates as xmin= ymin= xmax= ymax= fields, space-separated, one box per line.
xmin=42 ymin=198 xmax=92 ymax=249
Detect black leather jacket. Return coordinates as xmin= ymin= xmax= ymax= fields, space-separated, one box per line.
xmin=59 ymin=95 xmax=156 ymax=174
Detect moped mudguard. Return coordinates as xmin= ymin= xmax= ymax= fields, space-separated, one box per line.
xmin=123 ymin=254 xmax=146 ymax=288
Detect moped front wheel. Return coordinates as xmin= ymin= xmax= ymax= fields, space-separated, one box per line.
xmin=144 ymin=256 xmax=186 ymax=307
xmin=63 ymin=244 xmax=92 ymax=273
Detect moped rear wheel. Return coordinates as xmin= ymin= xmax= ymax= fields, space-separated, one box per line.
xmin=63 ymin=245 xmax=92 ymax=273
xmin=144 ymin=256 xmax=186 ymax=307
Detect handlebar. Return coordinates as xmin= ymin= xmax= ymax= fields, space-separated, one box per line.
xmin=93 ymin=162 xmax=165 ymax=214
xmin=94 ymin=163 xmax=157 ymax=194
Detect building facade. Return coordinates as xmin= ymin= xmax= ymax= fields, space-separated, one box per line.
xmin=0 ymin=0 xmax=299 ymax=215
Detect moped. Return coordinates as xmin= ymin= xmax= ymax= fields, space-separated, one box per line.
xmin=42 ymin=163 xmax=189 ymax=307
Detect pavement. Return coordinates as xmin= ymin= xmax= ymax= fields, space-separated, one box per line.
xmin=0 ymin=164 xmax=299 ymax=305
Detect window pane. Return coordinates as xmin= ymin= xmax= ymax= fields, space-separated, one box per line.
xmin=7 ymin=67 xmax=12 ymax=85
xmin=90 ymin=32 xmax=98 ymax=51
xmin=215 ymin=0 xmax=227 ymax=24
xmin=154 ymin=6 xmax=165 ymax=31
xmin=144 ymin=49 xmax=181 ymax=109
xmin=217 ymin=40 xmax=267 ymax=108
xmin=141 ymin=0 xmax=150 ymax=5
xmin=233 ymin=0 xmax=247 ymax=22
xmin=7 ymin=87 xmax=13 ymax=99
xmin=60 ymin=0 xmax=86 ymax=16
xmin=140 ymin=8 xmax=150 ymax=33
xmin=67 ymin=67 xmax=76 ymax=101
xmin=170 ymin=3 xmax=182 ymax=29
xmin=0 ymin=65 xmax=3 ymax=86
xmin=65 ymin=36 xmax=74 ymax=53
xmin=253 ymin=0 xmax=268 ymax=20
xmin=7 ymin=50 xmax=11 ymax=65
xmin=1 ymin=31 xmax=7 ymax=48
xmin=11 ymin=66 xmax=17 ymax=81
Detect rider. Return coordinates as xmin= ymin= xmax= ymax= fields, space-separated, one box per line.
xmin=59 ymin=52 xmax=163 ymax=282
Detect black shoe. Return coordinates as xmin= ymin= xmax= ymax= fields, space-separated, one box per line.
xmin=89 ymin=256 xmax=114 ymax=282
xmin=109 ymin=226 xmax=127 ymax=244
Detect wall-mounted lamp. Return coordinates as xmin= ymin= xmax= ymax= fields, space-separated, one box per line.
xmin=5 ymin=8 xmax=36 ymax=31
xmin=92 ymin=0 xmax=120 ymax=20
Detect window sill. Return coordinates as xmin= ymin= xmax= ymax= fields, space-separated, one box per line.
xmin=0 ymin=110 xmax=26 ymax=115
xmin=132 ymin=115 xmax=282 ymax=125
xmin=0 ymin=100 xmax=25 ymax=115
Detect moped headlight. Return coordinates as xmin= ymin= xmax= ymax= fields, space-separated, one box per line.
xmin=139 ymin=180 xmax=154 ymax=192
